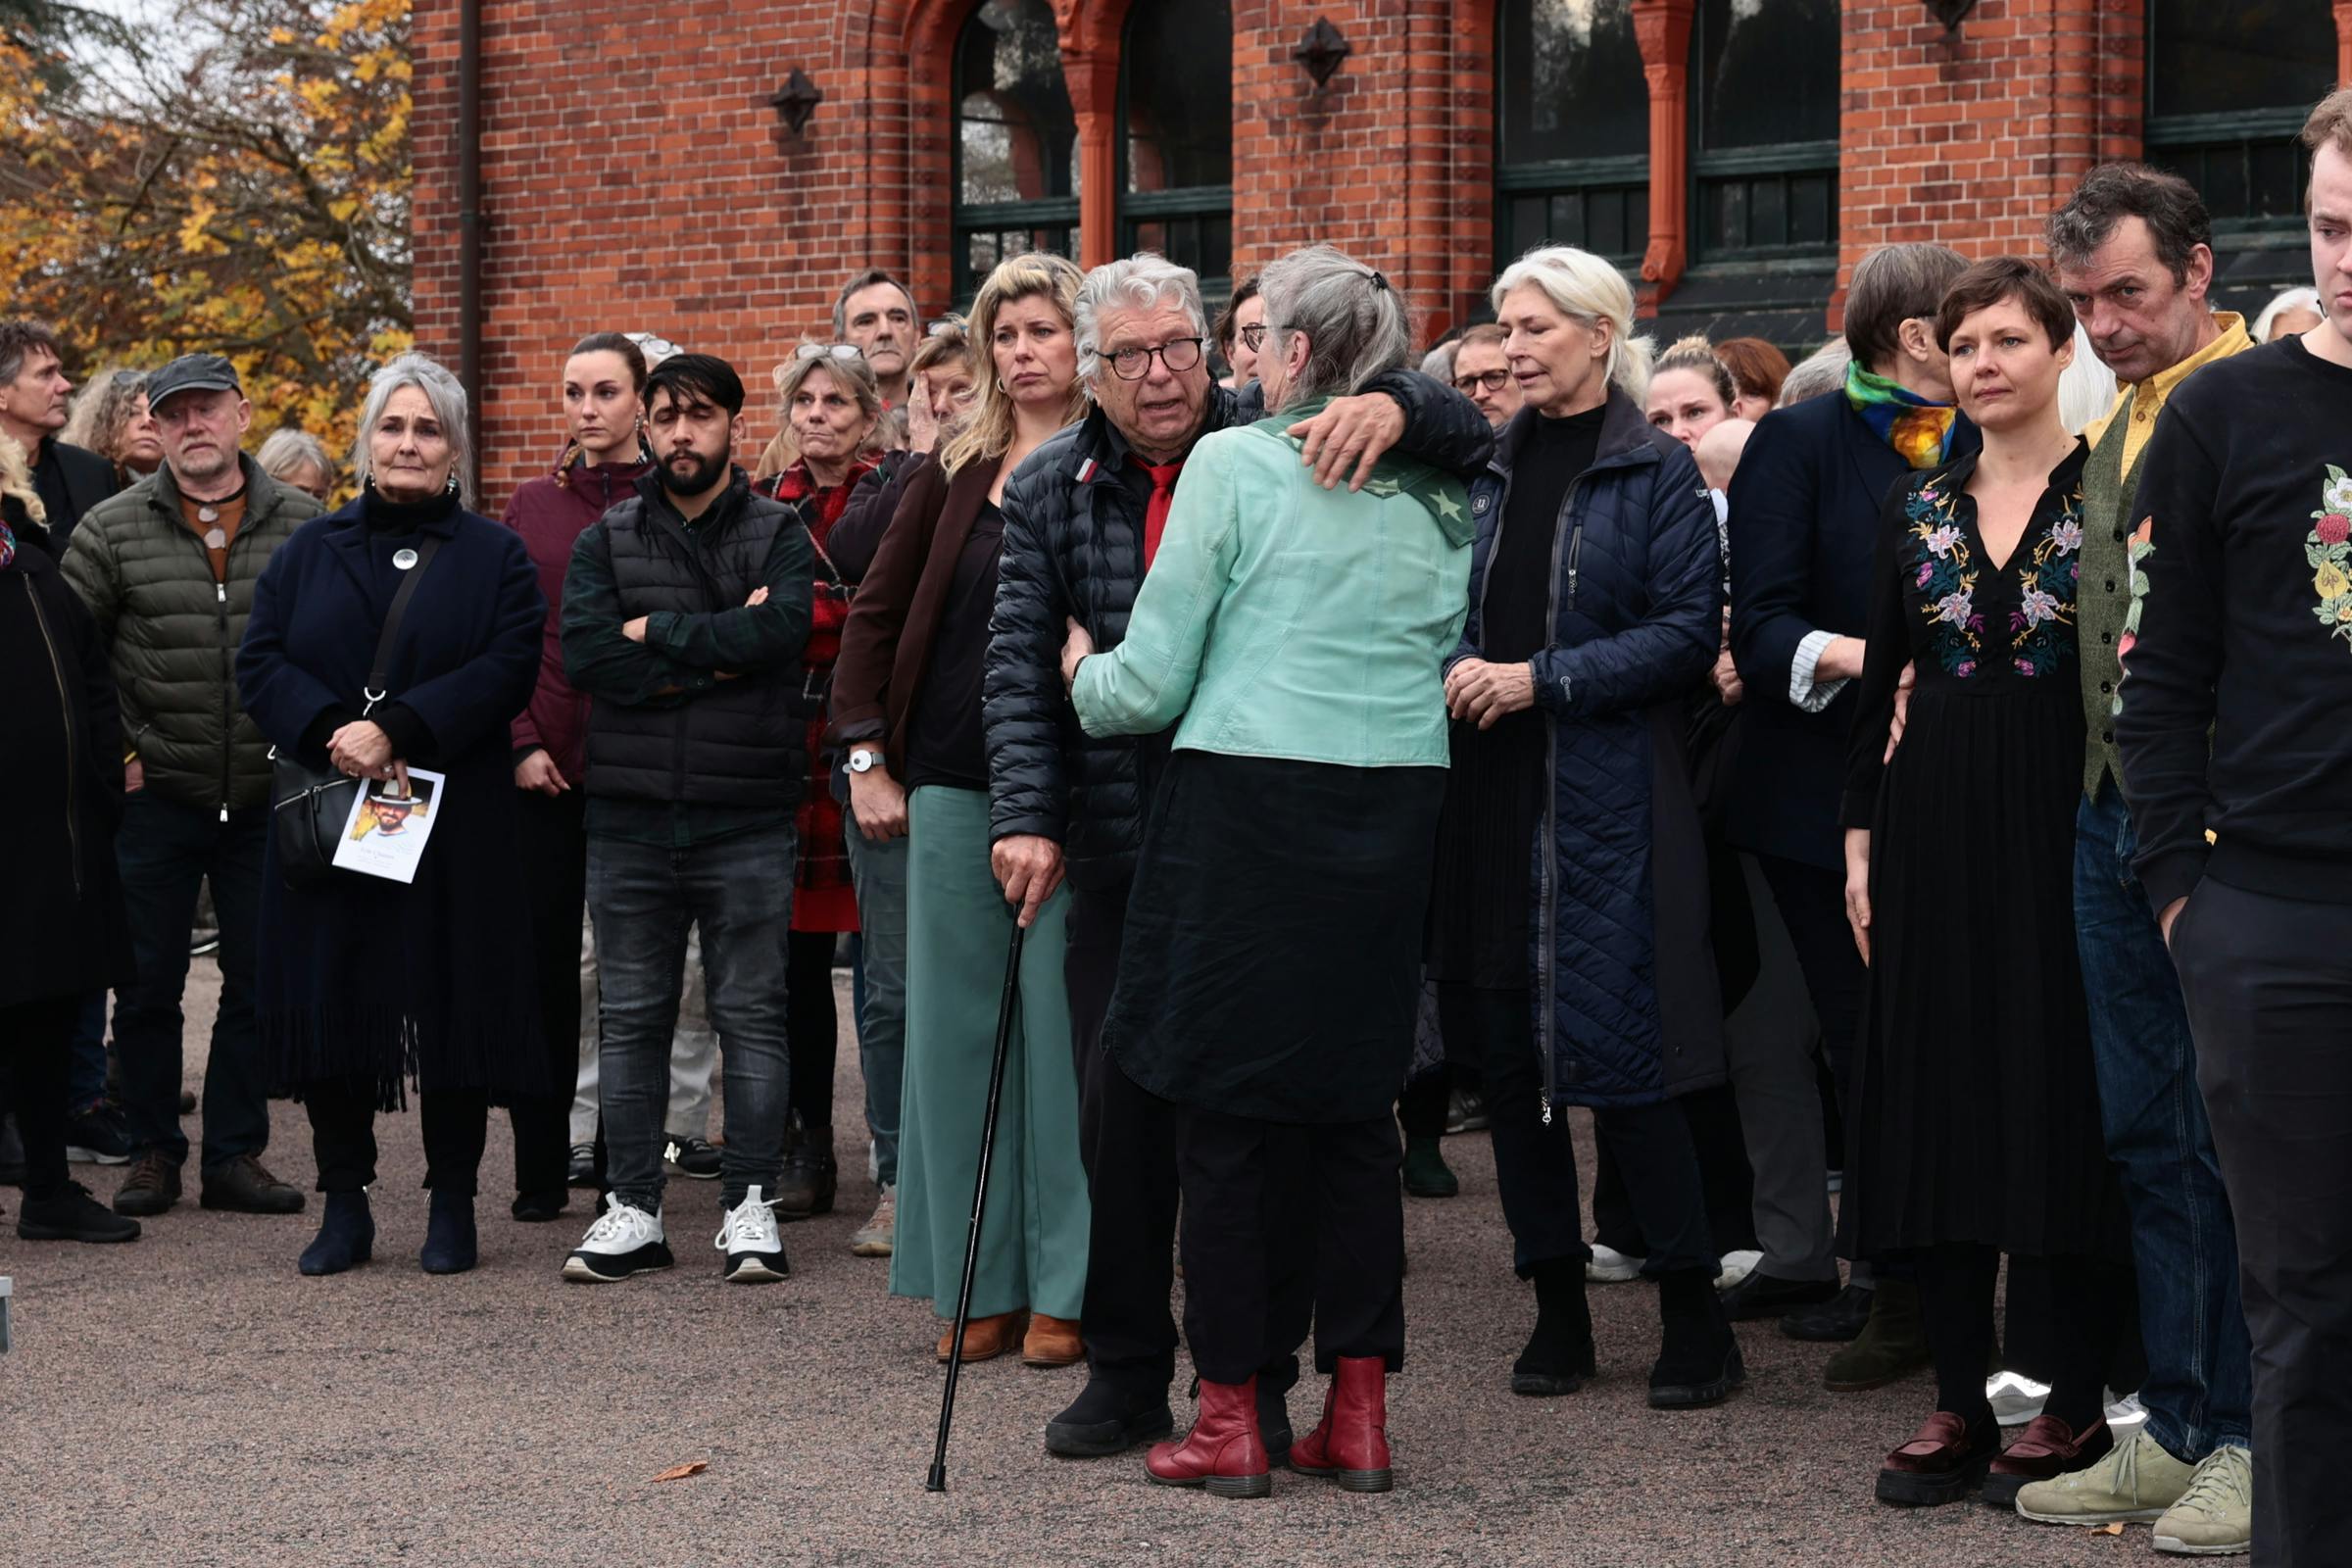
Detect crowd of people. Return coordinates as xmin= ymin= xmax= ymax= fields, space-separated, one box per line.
xmin=7 ymin=84 xmax=2352 ymax=1564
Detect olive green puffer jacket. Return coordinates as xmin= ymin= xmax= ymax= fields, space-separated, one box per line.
xmin=61 ymin=455 xmax=321 ymax=812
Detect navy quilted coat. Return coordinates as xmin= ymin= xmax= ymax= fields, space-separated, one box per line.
xmin=1453 ymin=389 xmax=1727 ymax=1110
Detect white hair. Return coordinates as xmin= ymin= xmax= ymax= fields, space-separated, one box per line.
xmin=1420 ymin=341 xmax=1457 ymax=381
xmin=1491 ymin=245 xmax=1654 ymax=403
xmin=2252 ymin=285 xmax=2325 ymax=343
xmin=1074 ymin=253 xmax=1207 ymax=386
xmin=1257 ymin=244 xmax=1413 ymax=404
xmin=256 ymin=427 xmax=332 ymax=486
xmin=352 ymin=352 xmax=474 ymax=509
xmin=2056 ymin=320 xmax=2120 ymax=437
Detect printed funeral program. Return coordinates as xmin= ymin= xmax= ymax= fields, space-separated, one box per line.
xmin=331 ymin=769 xmax=447 ymax=885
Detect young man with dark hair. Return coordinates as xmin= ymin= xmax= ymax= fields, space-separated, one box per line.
xmin=2015 ymin=160 xmax=2256 ymax=1556
xmin=2118 ymin=92 xmax=2352 ymax=1564
xmin=831 ymin=270 xmax=917 ymax=406
xmin=560 ymin=352 xmax=814 ymax=1286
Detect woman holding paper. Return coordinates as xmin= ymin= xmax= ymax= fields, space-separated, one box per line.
xmin=238 ymin=353 xmax=545 ymax=1280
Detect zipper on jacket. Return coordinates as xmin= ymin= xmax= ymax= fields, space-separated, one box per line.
xmin=216 ymin=577 xmax=231 ymax=821
xmin=1533 ymin=468 xmax=1597 ymax=1124
xmin=27 ymin=578 xmax=84 ymax=900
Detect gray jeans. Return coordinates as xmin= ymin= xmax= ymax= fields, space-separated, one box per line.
xmin=587 ymin=823 xmax=797 ymax=1209
xmin=845 ymin=825 xmax=907 ymax=1187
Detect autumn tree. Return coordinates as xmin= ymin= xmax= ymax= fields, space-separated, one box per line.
xmin=0 ymin=0 xmax=412 ymax=466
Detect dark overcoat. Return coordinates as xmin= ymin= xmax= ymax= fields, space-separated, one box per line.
xmin=236 ymin=499 xmax=546 ymax=1107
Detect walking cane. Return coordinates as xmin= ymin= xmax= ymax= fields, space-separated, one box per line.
xmin=926 ymin=920 xmax=1026 ymax=1493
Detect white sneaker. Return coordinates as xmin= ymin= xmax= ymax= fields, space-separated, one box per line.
xmin=1587 ymin=1243 xmax=1644 ymax=1284
xmin=715 ymin=1185 xmax=789 ymax=1284
xmin=563 ymin=1194 xmax=673 ymax=1283
xmin=852 ymin=1183 xmax=895 ymax=1258
xmin=1713 ymin=1249 xmax=1764 ymax=1291
xmin=2106 ymin=1390 xmax=2149 ymax=1431
xmin=1988 ymin=1370 xmax=2052 ymax=1427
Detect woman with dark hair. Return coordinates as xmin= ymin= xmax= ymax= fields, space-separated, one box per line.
xmin=503 ymin=330 xmax=651 ymax=1222
xmin=1842 ymin=258 xmax=2123 ymax=1507
xmin=1717 ymin=337 xmax=1793 ymax=421
xmin=753 ymin=344 xmax=882 ymax=1222
xmin=239 ymin=352 xmax=544 ymax=1278
xmin=1213 ymin=275 xmax=1264 ymax=388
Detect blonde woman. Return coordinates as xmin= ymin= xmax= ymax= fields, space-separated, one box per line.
xmin=830 ymin=252 xmax=1092 ymax=1365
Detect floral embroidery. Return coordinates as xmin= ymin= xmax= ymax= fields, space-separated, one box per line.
xmin=2308 ymin=466 xmax=2352 ymax=649
xmin=2009 ymin=489 xmax=2082 ymax=677
xmin=2114 ymin=518 xmax=2154 ymax=716
xmin=1898 ymin=469 xmax=2082 ymax=680
xmin=1903 ymin=483 xmax=1982 ymax=673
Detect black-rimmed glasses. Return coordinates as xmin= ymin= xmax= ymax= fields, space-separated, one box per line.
xmin=1107 ymin=336 xmax=1206 ymax=380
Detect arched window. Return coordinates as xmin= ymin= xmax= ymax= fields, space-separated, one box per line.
xmin=2145 ymin=0 xmax=2334 ymax=299
xmin=1688 ymin=0 xmax=1838 ymax=265
xmin=1119 ymin=0 xmax=1232 ymax=290
xmin=1494 ymin=0 xmax=1648 ymax=270
xmin=954 ymin=0 xmax=1081 ymax=304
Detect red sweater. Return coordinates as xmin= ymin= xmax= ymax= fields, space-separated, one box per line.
xmin=502 ymin=451 xmax=652 ymax=782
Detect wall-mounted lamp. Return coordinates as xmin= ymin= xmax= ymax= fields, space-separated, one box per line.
xmin=769 ymin=69 xmax=824 ymax=136
xmin=1294 ymin=18 xmax=1350 ymax=88
xmin=1925 ymin=0 xmax=1978 ymax=31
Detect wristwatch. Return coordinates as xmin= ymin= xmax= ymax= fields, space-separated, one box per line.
xmin=848 ymin=747 xmax=880 ymax=774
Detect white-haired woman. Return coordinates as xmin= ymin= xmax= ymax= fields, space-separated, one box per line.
xmin=1427 ymin=245 xmax=1740 ymax=1410
xmin=2253 ymin=283 xmax=2325 ymax=343
xmin=257 ymin=427 xmax=335 ymax=505
xmin=1061 ymin=244 xmax=1472 ymax=1498
xmin=238 ymin=352 xmax=546 ymax=1279
xmin=830 ymin=252 xmax=1093 ymax=1366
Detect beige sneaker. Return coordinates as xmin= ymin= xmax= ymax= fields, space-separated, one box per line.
xmin=2015 ymin=1427 xmax=2195 ymax=1525
xmin=851 ymin=1183 xmax=894 ymax=1257
xmin=2154 ymin=1446 xmax=2251 ymax=1556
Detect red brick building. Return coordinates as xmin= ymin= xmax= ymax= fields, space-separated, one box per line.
xmin=412 ymin=0 xmax=2350 ymax=497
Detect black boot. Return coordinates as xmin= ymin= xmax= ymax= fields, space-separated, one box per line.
xmin=298 ymin=1191 xmax=374 ymax=1276
xmin=1044 ymin=1376 xmax=1176 ymax=1458
xmin=1649 ymin=1265 xmax=1744 ymax=1409
xmin=1512 ymin=1257 xmax=1597 ymax=1396
xmin=1255 ymin=1374 xmax=1295 ymax=1465
xmin=419 ymin=1189 xmax=477 ymax=1274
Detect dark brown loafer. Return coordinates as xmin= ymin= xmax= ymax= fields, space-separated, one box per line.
xmin=200 ymin=1153 xmax=306 ymax=1214
xmin=113 ymin=1151 xmax=181 ymax=1217
xmin=1984 ymin=1415 xmax=2112 ymax=1507
xmin=1876 ymin=1411 xmax=1997 ymax=1506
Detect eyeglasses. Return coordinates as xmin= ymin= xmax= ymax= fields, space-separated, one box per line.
xmin=1106 ymin=336 xmax=1206 ymax=380
xmin=1453 ymin=368 xmax=1513 ymax=394
xmin=1238 ymin=323 xmax=1266 ymax=352
xmin=797 ymin=342 xmax=864 ymax=362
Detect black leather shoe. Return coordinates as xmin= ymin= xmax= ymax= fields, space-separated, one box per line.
xmin=1045 ymin=1378 xmax=1177 ymax=1458
xmin=1782 ymin=1280 xmax=1875 ymax=1343
xmin=1720 ymin=1269 xmax=1841 ymax=1321
xmin=200 ymin=1153 xmax=305 ymax=1214
xmin=20 ymin=1180 xmax=140 ymax=1243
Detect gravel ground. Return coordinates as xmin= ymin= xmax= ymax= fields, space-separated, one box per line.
xmin=1 ymin=964 xmax=2146 ymax=1567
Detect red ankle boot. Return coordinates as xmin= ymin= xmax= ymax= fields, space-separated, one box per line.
xmin=1286 ymin=1355 xmax=1394 ymax=1493
xmin=1146 ymin=1376 xmax=1272 ymax=1498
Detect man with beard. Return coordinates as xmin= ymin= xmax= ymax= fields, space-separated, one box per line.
xmin=834 ymin=270 xmax=919 ymax=408
xmin=560 ymin=353 xmax=814 ymax=1287
xmin=986 ymin=254 xmax=1494 ymax=1459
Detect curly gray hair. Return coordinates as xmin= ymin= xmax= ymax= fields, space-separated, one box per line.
xmin=1073 ymin=254 xmax=1207 ymax=387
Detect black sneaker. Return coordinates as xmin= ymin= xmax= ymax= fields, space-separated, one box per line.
xmin=562 ymin=1195 xmax=674 ymax=1283
xmin=1445 ymin=1086 xmax=1490 ymax=1135
xmin=565 ymin=1143 xmax=598 ymax=1189
xmin=65 ymin=1099 xmax=132 ymax=1164
xmin=665 ymin=1136 xmax=721 ymax=1180
xmin=20 ymin=1180 xmax=141 ymax=1243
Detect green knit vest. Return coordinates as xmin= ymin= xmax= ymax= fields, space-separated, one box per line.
xmin=2078 ymin=396 xmax=2145 ymax=800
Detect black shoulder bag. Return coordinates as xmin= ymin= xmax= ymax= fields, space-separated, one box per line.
xmin=269 ymin=534 xmax=443 ymax=889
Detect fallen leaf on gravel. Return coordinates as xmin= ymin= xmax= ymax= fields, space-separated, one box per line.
xmin=2095 ymin=1524 xmax=2125 ymax=1536
xmin=653 ymin=1462 xmax=708 ymax=1483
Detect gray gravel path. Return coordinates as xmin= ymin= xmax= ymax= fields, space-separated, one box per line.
xmin=1 ymin=965 xmax=2143 ymax=1566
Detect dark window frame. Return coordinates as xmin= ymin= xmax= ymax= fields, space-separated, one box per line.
xmin=951 ymin=0 xmax=1081 ymax=307
xmin=1115 ymin=0 xmax=1234 ymax=298
xmin=1490 ymin=1 xmax=1649 ymax=275
xmin=1685 ymin=0 xmax=1839 ymax=273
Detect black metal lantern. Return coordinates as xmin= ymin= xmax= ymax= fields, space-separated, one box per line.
xmin=1294 ymin=18 xmax=1350 ymax=88
xmin=1925 ymin=0 xmax=1978 ymax=30
xmin=769 ymin=69 xmax=823 ymax=135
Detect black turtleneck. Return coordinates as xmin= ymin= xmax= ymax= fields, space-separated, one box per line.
xmin=361 ymin=482 xmax=462 ymax=533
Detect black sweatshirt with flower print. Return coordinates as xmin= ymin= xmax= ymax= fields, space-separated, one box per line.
xmin=2116 ymin=334 xmax=2352 ymax=911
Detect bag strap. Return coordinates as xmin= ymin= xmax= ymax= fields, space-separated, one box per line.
xmin=362 ymin=532 xmax=444 ymax=711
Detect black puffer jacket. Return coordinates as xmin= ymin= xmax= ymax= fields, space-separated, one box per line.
xmin=986 ymin=373 xmax=1496 ymax=891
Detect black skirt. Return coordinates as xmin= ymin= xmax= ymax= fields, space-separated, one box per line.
xmin=1103 ymin=750 xmax=1448 ymax=1124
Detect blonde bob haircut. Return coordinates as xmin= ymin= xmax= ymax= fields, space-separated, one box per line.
xmin=941 ymin=252 xmax=1087 ymax=478
xmin=775 ymin=343 xmax=883 ymax=431
xmin=1491 ymin=245 xmax=1654 ymax=404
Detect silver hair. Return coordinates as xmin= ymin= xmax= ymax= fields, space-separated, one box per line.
xmin=1419 ymin=341 xmax=1458 ymax=382
xmin=1491 ymin=245 xmax=1654 ymax=402
xmin=1074 ymin=253 xmax=1207 ymax=386
xmin=256 ymin=427 xmax=332 ymax=486
xmin=1256 ymin=244 xmax=1413 ymax=405
xmin=2253 ymin=285 xmax=2326 ymax=343
xmin=1776 ymin=337 xmax=1853 ymax=408
xmin=2056 ymin=320 xmax=2120 ymax=437
xmin=351 ymin=352 xmax=474 ymax=509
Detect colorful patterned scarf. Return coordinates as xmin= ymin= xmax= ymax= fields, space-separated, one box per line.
xmin=0 ymin=512 xmax=15 ymax=571
xmin=1844 ymin=362 xmax=1958 ymax=470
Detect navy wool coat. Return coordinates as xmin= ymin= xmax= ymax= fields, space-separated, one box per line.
xmin=1455 ymin=389 xmax=1726 ymax=1110
xmin=237 ymin=500 xmax=547 ymax=1107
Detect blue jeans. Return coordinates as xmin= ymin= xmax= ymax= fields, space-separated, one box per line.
xmin=587 ymin=824 xmax=796 ymax=1209
xmin=112 ymin=793 xmax=272 ymax=1171
xmin=2075 ymin=787 xmax=2254 ymax=1458
xmin=844 ymin=825 xmax=905 ymax=1187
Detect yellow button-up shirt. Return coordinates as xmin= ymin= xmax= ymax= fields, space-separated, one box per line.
xmin=2084 ymin=312 xmax=2252 ymax=469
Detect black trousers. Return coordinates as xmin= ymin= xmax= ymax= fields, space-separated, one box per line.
xmin=1174 ymin=1102 xmax=1402 ymax=1382
xmin=513 ymin=788 xmax=588 ymax=1196
xmin=785 ymin=929 xmax=838 ymax=1129
xmin=305 ymin=1078 xmax=490 ymax=1196
xmin=1066 ymin=881 xmax=1303 ymax=1396
xmin=1397 ymin=1063 xmax=1449 ymax=1140
xmin=1438 ymin=984 xmax=1716 ymax=1276
xmin=1755 ymin=852 xmax=1864 ymax=1102
xmin=2174 ymin=879 xmax=2352 ymax=1566
xmin=1592 ymin=1083 xmax=1759 ymax=1257
xmin=0 ymin=995 xmax=79 ymax=1199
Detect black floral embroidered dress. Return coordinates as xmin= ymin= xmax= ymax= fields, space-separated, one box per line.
xmin=1838 ymin=443 xmax=2118 ymax=1258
